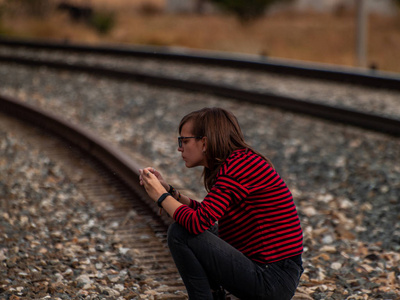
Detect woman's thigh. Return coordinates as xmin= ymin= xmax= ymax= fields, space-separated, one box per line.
xmin=168 ymin=223 xmax=302 ymax=300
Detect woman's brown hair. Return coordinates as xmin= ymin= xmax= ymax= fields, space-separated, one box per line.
xmin=179 ymin=107 xmax=273 ymax=192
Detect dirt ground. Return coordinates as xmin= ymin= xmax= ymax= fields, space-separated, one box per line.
xmin=1 ymin=1 xmax=400 ymax=73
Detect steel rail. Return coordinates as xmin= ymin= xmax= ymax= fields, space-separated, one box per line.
xmin=1 ymin=54 xmax=399 ymax=137
xmin=0 ymin=94 xmax=173 ymax=229
xmin=1 ymin=37 xmax=400 ymax=91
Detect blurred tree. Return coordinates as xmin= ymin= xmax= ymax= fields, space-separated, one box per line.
xmin=89 ymin=11 xmax=115 ymax=35
xmin=209 ymin=0 xmax=292 ymax=23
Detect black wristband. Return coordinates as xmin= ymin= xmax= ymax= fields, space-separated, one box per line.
xmin=157 ymin=193 xmax=171 ymax=208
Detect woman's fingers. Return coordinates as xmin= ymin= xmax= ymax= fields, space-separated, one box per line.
xmin=139 ymin=168 xmax=169 ymax=201
xmin=140 ymin=167 xmax=162 ymax=183
xmin=140 ymin=168 xmax=158 ymax=190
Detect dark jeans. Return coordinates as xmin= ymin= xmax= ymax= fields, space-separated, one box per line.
xmin=167 ymin=223 xmax=303 ymax=300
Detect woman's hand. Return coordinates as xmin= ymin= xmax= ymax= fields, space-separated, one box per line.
xmin=151 ymin=168 xmax=170 ymax=191
xmin=139 ymin=167 xmax=169 ymax=190
xmin=139 ymin=167 xmax=184 ymax=217
xmin=139 ymin=168 xmax=167 ymax=202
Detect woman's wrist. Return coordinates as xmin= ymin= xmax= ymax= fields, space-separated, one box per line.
xmin=168 ymin=184 xmax=176 ymax=195
xmin=157 ymin=193 xmax=171 ymax=208
xmin=168 ymin=185 xmax=181 ymax=202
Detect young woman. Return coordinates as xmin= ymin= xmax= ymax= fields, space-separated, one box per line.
xmin=139 ymin=107 xmax=303 ymax=300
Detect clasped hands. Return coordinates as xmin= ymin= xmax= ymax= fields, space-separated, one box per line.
xmin=139 ymin=167 xmax=169 ymax=202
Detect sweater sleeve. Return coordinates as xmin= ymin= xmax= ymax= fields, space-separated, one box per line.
xmin=173 ymin=174 xmax=249 ymax=235
xmin=188 ymin=198 xmax=200 ymax=210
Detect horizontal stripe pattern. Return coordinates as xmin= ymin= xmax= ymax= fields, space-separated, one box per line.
xmin=173 ymin=148 xmax=303 ymax=264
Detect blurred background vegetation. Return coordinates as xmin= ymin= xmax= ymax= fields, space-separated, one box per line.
xmin=0 ymin=0 xmax=399 ymax=73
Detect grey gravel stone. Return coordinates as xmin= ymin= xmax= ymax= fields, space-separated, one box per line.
xmin=0 ymin=57 xmax=399 ymax=299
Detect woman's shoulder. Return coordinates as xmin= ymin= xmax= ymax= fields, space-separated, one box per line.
xmin=228 ymin=148 xmax=260 ymax=161
xmin=223 ymin=148 xmax=266 ymax=172
xmin=225 ymin=148 xmax=247 ymax=163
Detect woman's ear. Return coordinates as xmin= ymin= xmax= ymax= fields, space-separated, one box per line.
xmin=202 ymin=136 xmax=207 ymax=152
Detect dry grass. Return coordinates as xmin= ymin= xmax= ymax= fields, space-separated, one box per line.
xmin=2 ymin=7 xmax=400 ymax=73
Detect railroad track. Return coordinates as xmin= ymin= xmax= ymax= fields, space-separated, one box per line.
xmin=1 ymin=37 xmax=400 ymax=91
xmin=0 ymin=95 xmax=188 ymax=299
xmin=1 ymin=38 xmax=399 ymax=299
xmin=0 ymin=37 xmax=399 ymax=137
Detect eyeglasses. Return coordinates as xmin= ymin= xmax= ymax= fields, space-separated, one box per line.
xmin=178 ymin=136 xmax=203 ymax=148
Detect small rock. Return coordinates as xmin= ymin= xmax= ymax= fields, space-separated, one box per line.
xmin=330 ymin=262 xmax=342 ymax=270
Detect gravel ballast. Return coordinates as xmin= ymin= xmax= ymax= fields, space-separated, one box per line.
xmin=0 ymin=62 xmax=399 ymax=299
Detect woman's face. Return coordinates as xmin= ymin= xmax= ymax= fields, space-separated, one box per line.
xmin=178 ymin=121 xmax=207 ymax=168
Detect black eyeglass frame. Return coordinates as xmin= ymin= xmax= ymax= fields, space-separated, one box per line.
xmin=178 ymin=136 xmax=203 ymax=148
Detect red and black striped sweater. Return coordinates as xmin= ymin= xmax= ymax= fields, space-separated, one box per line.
xmin=173 ymin=148 xmax=303 ymax=264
